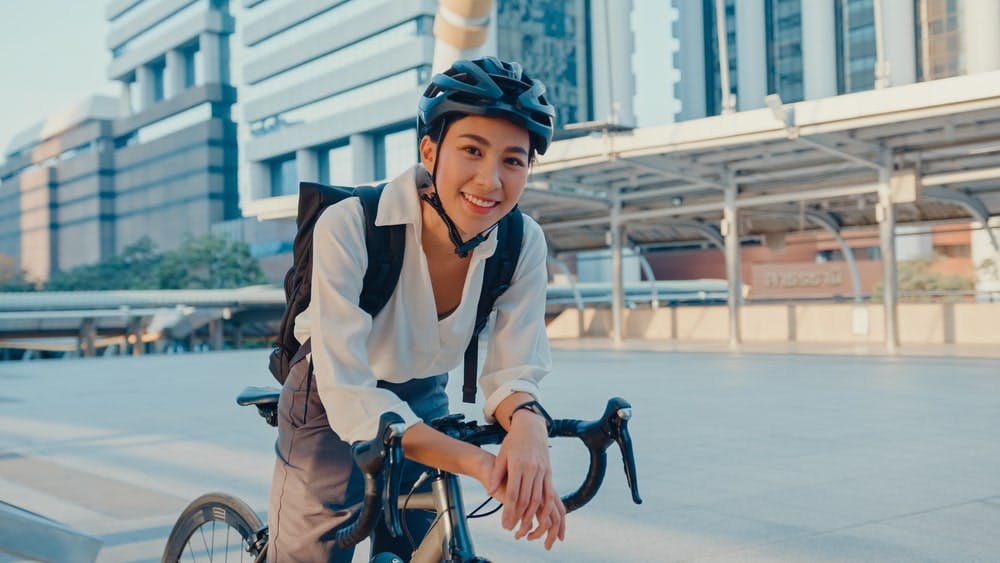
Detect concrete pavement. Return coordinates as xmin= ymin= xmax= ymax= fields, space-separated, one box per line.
xmin=1 ymin=346 xmax=998 ymax=562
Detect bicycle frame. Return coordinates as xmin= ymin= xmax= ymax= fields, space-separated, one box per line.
xmin=404 ymin=469 xmax=476 ymax=563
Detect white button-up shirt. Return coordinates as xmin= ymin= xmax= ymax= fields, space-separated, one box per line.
xmin=294 ymin=166 xmax=551 ymax=444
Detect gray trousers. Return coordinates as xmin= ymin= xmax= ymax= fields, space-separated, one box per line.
xmin=267 ymin=358 xmax=449 ymax=562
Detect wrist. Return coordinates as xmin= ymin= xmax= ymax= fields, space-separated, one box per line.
xmin=510 ymin=408 xmax=548 ymax=429
xmin=508 ymin=400 xmax=553 ymax=433
xmin=469 ymin=449 xmax=496 ymax=485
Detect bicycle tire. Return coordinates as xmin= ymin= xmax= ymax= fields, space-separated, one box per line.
xmin=162 ymin=492 xmax=266 ymax=563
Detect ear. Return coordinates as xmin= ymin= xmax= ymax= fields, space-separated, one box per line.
xmin=419 ymin=135 xmax=437 ymax=172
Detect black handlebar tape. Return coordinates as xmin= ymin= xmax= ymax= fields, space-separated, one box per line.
xmin=332 ymin=412 xmax=405 ymax=548
xmin=333 ymin=471 xmax=382 ymax=548
xmin=562 ymin=447 xmax=608 ymax=513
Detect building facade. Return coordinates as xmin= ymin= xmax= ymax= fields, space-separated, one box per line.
xmin=237 ymin=0 xmax=634 ymax=278
xmin=105 ymin=0 xmax=240 ymax=255
xmin=0 ymin=98 xmax=119 ymax=282
xmin=673 ymin=0 xmax=1000 ymax=117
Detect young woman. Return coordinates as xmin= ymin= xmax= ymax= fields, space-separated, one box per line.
xmin=267 ymin=57 xmax=562 ymax=562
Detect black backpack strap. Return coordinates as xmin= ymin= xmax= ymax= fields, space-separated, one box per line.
xmin=355 ymin=184 xmax=405 ymax=318
xmin=463 ymin=207 xmax=524 ymax=403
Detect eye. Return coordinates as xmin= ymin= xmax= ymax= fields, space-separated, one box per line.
xmin=462 ymin=145 xmax=482 ymax=156
xmin=505 ymin=156 xmax=527 ymax=167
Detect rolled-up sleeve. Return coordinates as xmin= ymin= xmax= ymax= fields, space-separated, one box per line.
xmin=480 ymin=217 xmax=551 ymax=422
xmin=309 ymin=201 xmax=422 ymax=444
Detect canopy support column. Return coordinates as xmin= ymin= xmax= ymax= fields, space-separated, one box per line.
xmin=723 ymin=174 xmax=742 ymax=347
xmin=610 ymin=188 xmax=624 ymax=346
xmin=877 ymin=150 xmax=900 ymax=352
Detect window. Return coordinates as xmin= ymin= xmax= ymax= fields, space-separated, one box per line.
xmin=184 ymin=49 xmax=197 ymax=87
xmin=151 ymin=63 xmax=166 ymax=102
xmin=319 ymin=143 xmax=354 ymax=186
xmin=835 ymin=0 xmax=877 ymax=93
xmin=270 ymin=155 xmax=298 ymax=197
xmin=376 ymin=128 xmax=417 ymax=180
xmin=765 ymin=0 xmax=804 ymax=103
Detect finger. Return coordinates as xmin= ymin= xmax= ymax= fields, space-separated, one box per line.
xmin=547 ymin=500 xmax=566 ymax=549
xmin=515 ymin=474 xmax=544 ymax=539
xmin=545 ymin=518 xmax=560 ymax=550
xmin=557 ymin=498 xmax=567 ymax=542
xmin=528 ymin=495 xmax=555 ymax=540
xmin=526 ymin=506 xmax=553 ymax=541
xmin=502 ymin=468 xmax=525 ymax=529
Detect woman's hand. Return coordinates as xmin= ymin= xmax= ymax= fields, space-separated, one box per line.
xmin=487 ymin=410 xmax=566 ymax=550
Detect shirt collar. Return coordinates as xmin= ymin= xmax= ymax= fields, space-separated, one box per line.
xmin=375 ymin=165 xmax=499 ymax=258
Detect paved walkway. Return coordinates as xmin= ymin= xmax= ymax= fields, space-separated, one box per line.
xmin=1 ymin=346 xmax=998 ymax=562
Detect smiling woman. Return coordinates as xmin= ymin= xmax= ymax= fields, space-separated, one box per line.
xmin=265 ymin=57 xmax=566 ymax=562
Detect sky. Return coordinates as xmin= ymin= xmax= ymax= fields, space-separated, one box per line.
xmin=0 ymin=0 xmax=120 ymax=154
xmin=0 ymin=0 xmax=676 ymax=158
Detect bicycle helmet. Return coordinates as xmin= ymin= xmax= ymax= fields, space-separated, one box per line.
xmin=417 ymin=57 xmax=556 ymax=257
xmin=418 ymin=57 xmax=556 ymax=156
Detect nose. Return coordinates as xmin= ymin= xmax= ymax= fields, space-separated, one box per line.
xmin=475 ymin=158 xmax=502 ymax=192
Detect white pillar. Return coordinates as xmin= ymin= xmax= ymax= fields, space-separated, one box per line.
xmin=137 ymin=64 xmax=156 ymax=110
xmin=735 ymin=0 xmax=767 ymax=110
xmin=880 ymin=0 xmax=916 ymax=86
xmin=722 ymin=176 xmax=742 ymax=347
xmin=675 ymin=0 xmax=707 ymax=120
xmin=590 ymin=0 xmax=636 ymax=126
xmin=877 ymin=150 xmax=899 ymax=351
xmin=962 ymin=1 xmax=1000 ymax=73
xmin=200 ymin=32 xmax=220 ymax=84
xmin=801 ymin=0 xmax=837 ymax=99
xmin=610 ymin=189 xmax=624 ymax=346
xmin=166 ymin=49 xmax=186 ymax=98
xmin=295 ymin=149 xmax=318 ymax=183
xmin=350 ymin=134 xmax=375 ymax=184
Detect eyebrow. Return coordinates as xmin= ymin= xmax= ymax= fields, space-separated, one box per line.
xmin=457 ymin=133 xmax=529 ymax=156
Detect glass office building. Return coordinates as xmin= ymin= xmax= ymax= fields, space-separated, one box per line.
xmin=673 ymin=0 xmax=982 ymax=119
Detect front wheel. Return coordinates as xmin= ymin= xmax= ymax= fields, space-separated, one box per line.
xmin=162 ymin=492 xmax=266 ymax=562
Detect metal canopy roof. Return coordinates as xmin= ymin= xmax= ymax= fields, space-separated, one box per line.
xmin=524 ymin=70 xmax=1000 ymax=253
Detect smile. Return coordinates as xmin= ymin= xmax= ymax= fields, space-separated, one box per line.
xmin=462 ymin=192 xmax=499 ymax=209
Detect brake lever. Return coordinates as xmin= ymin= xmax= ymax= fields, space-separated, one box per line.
xmin=610 ymin=404 xmax=642 ymax=504
xmin=381 ymin=422 xmax=406 ymax=538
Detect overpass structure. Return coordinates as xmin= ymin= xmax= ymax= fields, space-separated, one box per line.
xmin=522 ymin=71 xmax=1000 ymax=350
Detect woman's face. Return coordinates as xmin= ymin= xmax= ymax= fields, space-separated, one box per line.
xmin=420 ymin=115 xmax=531 ymax=239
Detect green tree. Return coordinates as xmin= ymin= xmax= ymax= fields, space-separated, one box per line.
xmin=44 ymin=235 xmax=267 ymax=291
xmin=158 ymin=234 xmax=267 ymax=289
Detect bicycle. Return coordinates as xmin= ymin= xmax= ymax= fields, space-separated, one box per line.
xmin=161 ymin=386 xmax=641 ymax=563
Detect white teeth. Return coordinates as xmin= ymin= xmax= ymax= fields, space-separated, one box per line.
xmin=463 ymin=193 xmax=498 ymax=208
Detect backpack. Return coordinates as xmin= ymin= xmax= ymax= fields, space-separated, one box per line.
xmin=268 ymin=181 xmax=524 ymax=404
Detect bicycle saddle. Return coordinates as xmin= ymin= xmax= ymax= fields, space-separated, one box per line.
xmin=236 ymin=386 xmax=280 ymax=407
